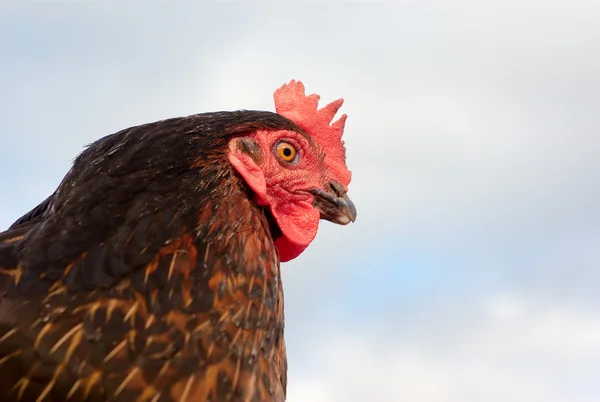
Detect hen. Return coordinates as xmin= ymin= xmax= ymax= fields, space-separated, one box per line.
xmin=0 ymin=80 xmax=355 ymax=402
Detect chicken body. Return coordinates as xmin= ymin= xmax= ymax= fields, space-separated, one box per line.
xmin=0 ymin=112 xmax=297 ymax=401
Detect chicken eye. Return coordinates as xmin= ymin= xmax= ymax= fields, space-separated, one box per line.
xmin=276 ymin=142 xmax=297 ymax=163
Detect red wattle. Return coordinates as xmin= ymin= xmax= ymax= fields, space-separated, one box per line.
xmin=275 ymin=237 xmax=308 ymax=262
xmin=272 ymin=200 xmax=319 ymax=261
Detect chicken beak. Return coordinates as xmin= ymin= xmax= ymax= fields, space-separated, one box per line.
xmin=309 ymin=182 xmax=357 ymax=225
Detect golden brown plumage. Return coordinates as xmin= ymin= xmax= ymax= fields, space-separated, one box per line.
xmin=0 ymin=81 xmax=355 ymax=401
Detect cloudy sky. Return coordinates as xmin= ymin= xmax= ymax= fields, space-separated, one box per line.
xmin=1 ymin=2 xmax=599 ymax=401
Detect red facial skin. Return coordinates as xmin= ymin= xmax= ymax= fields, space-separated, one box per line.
xmin=228 ymin=129 xmax=332 ymax=262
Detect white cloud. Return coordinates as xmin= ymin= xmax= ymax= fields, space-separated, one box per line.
xmin=287 ymin=295 xmax=600 ymax=402
xmin=480 ymin=296 xmax=600 ymax=361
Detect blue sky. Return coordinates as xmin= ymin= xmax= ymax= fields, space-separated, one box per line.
xmin=1 ymin=2 xmax=600 ymax=401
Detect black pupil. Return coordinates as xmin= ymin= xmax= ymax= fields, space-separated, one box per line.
xmin=282 ymin=147 xmax=292 ymax=157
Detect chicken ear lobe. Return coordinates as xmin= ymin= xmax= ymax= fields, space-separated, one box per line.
xmin=228 ymin=139 xmax=269 ymax=206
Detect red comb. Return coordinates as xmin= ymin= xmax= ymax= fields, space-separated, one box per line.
xmin=273 ymin=80 xmax=352 ymax=188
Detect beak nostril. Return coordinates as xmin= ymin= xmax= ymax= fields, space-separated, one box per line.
xmin=329 ymin=181 xmax=346 ymax=197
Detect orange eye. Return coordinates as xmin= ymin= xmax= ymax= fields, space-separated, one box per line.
xmin=276 ymin=142 xmax=297 ymax=162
